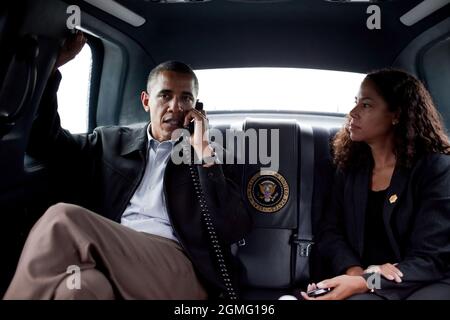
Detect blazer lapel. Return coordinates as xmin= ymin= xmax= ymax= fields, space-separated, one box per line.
xmin=352 ymin=163 xmax=371 ymax=256
xmin=382 ymin=165 xmax=410 ymax=260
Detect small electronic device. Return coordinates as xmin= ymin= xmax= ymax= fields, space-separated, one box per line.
xmin=307 ymin=287 xmax=332 ymax=298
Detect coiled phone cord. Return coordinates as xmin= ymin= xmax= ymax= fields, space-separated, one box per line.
xmin=184 ymin=140 xmax=238 ymax=300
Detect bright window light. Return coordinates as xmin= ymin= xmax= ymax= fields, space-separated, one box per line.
xmin=195 ymin=68 xmax=366 ymax=114
xmin=57 ymin=45 xmax=92 ymax=133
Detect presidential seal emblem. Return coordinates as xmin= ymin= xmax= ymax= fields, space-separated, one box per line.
xmin=247 ymin=171 xmax=289 ymax=213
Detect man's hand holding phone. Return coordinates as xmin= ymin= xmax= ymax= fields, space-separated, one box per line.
xmin=183 ymin=102 xmax=216 ymax=166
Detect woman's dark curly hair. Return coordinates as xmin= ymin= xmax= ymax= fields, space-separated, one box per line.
xmin=333 ymin=68 xmax=450 ymax=170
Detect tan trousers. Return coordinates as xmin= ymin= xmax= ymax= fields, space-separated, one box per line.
xmin=3 ymin=203 xmax=207 ymax=300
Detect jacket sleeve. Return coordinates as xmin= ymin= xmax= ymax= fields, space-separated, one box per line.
xmin=27 ymin=71 xmax=101 ymax=205
xmin=27 ymin=71 xmax=98 ymax=161
xmin=370 ymin=154 xmax=450 ymax=300
xmin=315 ymin=170 xmax=362 ymax=276
xmin=197 ymin=162 xmax=252 ymax=245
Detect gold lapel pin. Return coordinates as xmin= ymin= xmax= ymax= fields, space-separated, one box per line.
xmin=389 ymin=194 xmax=398 ymax=204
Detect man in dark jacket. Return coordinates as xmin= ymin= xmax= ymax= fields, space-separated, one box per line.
xmin=3 ymin=33 xmax=251 ymax=300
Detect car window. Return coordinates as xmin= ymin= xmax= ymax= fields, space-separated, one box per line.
xmin=421 ymin=37 xmax=450 ymax=133
xmin=195 ymin=68 xmax=366 ymax=114
xmin=57 ymin=44 xmax=92 ymax=133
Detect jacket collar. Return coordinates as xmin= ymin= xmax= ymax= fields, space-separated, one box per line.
xmin=352 ymin=162 xmax=371 ymax=256
xmin=119 ymin=122 xmax=183 ymax=157
xmin=119 ymin=123 xmax=149 ymax=156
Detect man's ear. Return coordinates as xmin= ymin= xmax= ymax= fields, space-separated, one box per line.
xmin=141 ymin=91 xmax=150 ymax=112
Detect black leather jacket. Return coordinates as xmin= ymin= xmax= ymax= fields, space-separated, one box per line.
xmin=27 ymin=72 xmax=252 ymax=298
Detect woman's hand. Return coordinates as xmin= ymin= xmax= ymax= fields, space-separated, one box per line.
xmin=301 ymin=275 xmax=368 ymax=300
xmin=364 ymin=263 xmax=403 ymax=283
xmin=345 ymin=266 xmax=364 ymax=276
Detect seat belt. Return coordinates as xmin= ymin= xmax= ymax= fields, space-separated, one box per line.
xmin=291 ymin=123 xmax=314 ymax=286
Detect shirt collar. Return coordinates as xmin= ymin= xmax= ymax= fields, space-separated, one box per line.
xmin=147 ymin=124 xmax=177 ymax=151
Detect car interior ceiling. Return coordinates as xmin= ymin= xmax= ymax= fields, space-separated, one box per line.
xmin=0 ymin=0 xmax=449 ymax=298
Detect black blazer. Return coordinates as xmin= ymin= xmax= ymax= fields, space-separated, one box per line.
xmin=316 ymin=153 xmax=450 ymax=299
xmin=27 ymin=71 xmax=252 ymax=297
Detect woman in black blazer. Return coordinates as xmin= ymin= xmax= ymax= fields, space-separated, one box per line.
xmin=303 ymin=69 xmax=450 ymax=300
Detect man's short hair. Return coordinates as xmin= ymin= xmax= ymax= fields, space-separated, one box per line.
xmin=147 ymin=61 xmax=199 ymax=96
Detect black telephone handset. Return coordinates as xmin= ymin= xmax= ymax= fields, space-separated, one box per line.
xmin=188 ymin=101 xmax=204 ymax=134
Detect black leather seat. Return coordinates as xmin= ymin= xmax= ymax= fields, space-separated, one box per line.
xmin=0 ymin=34 xmax=38 ymax=191
xmin=232 ymin=118 xmax=338 ymax=299
xmin=0 ymin=32 xmax=60 ymax=295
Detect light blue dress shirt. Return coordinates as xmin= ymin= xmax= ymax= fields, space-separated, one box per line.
xmin=121 ymin=125 xmax=179 ymax=242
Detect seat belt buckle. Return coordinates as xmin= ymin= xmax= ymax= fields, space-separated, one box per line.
xmin=291 ymin=236 xmax=313 ymax=257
